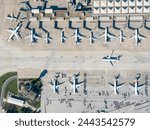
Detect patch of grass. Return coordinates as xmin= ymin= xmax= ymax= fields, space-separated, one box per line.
xmin=4 ymin=79 xmax=18 ymax=98
xmin=0 ymin=72 xmax=17 ymax=93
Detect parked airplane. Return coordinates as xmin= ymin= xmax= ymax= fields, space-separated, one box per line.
xmin=49 ymin=78 xmax=65 ymax=94
xmin=54 ymin=72 xmax=60 ymax=79
xmin=25 ymin=28 xmax=41 ymax=44
xmin=71 ymin=28 xmax=86 ymax=45
xmin=68 ymin=73 xmax=84 ymax=94
xmin=130 ymin=28 xmax=146 ymax=45
xmin=6 ymin=13 xmax=19 ymax=22
xmin=44 ymin=32 xmax=52 ymax=44
xmin=20 ymin=1 xmax=31 ymax=11
xmin=108 ymin=74 xmax=125 ymax=95
xmin=6 ymin=23 xmax=22 ymax=42
xmin=117 ymin=29 xmax=126 ymax=43
xmin=99 ymin=27 xmax=116 ymax=43
xmin=129 ymin=74 xmax=145 ymax=96
xmin=88 ymin=31 xmax=97 ymax=44
xmin=60 ymin=31 xmax=68 ymax=43
xmin=102 ymin=50 xmax=122 ymax=66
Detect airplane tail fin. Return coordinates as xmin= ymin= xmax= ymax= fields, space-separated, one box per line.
xmin=117 ymin=55 xmax=122 ymax=60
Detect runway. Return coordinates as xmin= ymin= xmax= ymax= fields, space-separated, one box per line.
xmin=0 ymin=49 xmax=150 ymax=75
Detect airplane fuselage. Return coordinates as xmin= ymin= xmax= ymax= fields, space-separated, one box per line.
xmin=89 ymin=32 xmax=96 ymax=44
xmin=45 ymin=33 xmax=49 ymax=44
xmin=135 ymin=29 xmax=139 ymax=44
xmin=102 ymin=56 xmax=119 ymax=62
xmin=134 ymin=80 xmax=138 ymax=96
xmin=75 ymin=29 xmax=79 ymax=44
xmin=119 ymin=30 xmax=125 ymax=42
xmin=72 ymin=77 xmax=78 ymax=94
xmin=113 ymin=79 xmax=117 ymax=95
xmin=104 ymin=27 xmax=108 ymax=42
xmin=89 ymin=32 xmax=93 ymax=44
xmin=61 ymin=31 xmax=66 ymax=43
xmin=30 ymin=29 xmax=34 ymax=43
xmin=52 ymin=79 xmax=60 ymax=94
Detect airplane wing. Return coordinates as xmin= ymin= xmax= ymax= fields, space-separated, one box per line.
xmin=58 ymin=81 xmax=65 ymax=86
xmin=99 ymin=32 xmax=105 ymax=38
xmin=130 ymin=34 xmax=135 ymax=39
xmin=109 ymin=49 xmax=114 ymax=57
xmin=6 ymin=16 xmax=11 ymax=20
xmin=117 ymin=82 xmax=125 ymax=89
xmin=139 ymin=35 xmax=146 ymax=40
xmin=24 ymin=35 xmax=30 ymax=39
xmin=48 ymin=37 xmax=52 ymax=41
xmin=129 ymin=82 xmax=135 ymax=87
xmin=34 ymin=35 xmax=40 ymax=40
xmin=64 ymin=36 xmax=68 ymax=40
xmin=70 ymin=33 xmax=75 ymax=38
xmin=68 ymin=80 xmax=73 ymax=85
xmin=110 ymin=61 xmax=114 ymax=66
xmin=79 ymin=33 xmax=86 ymax=39
xmin=18 ymin=32 xmax=22 ymax=39
xmin=94 ymin=37 xmax=97 ymax=40
xmin=122 ymin=35 xmax=126 ymax=38
xmin=49 ymin=82 xmax=53 ymax=86
xmin=108 ymin=33 xmax=116 ymax=39
xmin=14 ymin=33 xmax=19 ymax=40
xmin=108 ymin=82 xmax=114 ymax=86
xmin=138 ymin=83 xmax=145 ymax=90
xmin=56 ymin=85 xmax=61 ymax=89
xmin=6 ymin=29 xmax=14 ymax=33
xmin=76 ymin=82 xmax=84 ymax=88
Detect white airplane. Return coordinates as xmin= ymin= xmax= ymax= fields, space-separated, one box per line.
xmin=88 ymin=31 xmax=97 ymax=44
xmin=130 ymin=28 xmax=146 ymax=45
xmin=25 ymin=28 xmax=41 ymax=44
xmin=71 ymin=28 xmax=86 ymax=45
xmin=129 ymin=74 xmax=145 ymax=96
xmin=102 ymin=50 xmax=122 ymax=66
xmin=117 ymin=30 xmax=126 ymax=43
xmin=99 ymin=27 xmax=116 ymax=43
xmin=68 ymin=73 xmax=84 ymax=94
xmin=49 ymin=78 xmax=65 ymax=94
xmin=6 ymin=23 xmax=22 ymax=42
xmin=108 ymin=74 xmax=125 ymax=95
xmin=60 ymin=31 xmax=68 ymax=43
xmin=44 ymin=32 xmax=52 ymax=44
xmin=6 ymin=13 xmax=18 ymax=22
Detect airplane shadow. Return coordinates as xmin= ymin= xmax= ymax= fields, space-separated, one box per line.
xmin=54 ymin=21 xmax=63 ymax=30
xmin=83 ymin=73 xmax=88 ymax=95
xmin=68 ymin=20 xmax=76 ymax=29
xmin=112 ymin=20 xmax=120 ymax=30
xmin=83 ymin=20 xmax=92 ymax=31
xmin=143 ymin=20 xmax=150 ymax=30
xmin=25 ymin=21 xmax=31 ymax=30
xmin=39 ymin=21 xmax=47 ymax=33
xmin=127 ymin=20 xmax=135 ymax=30
xmin=98 ymin=20 xmax=105 ymax=30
